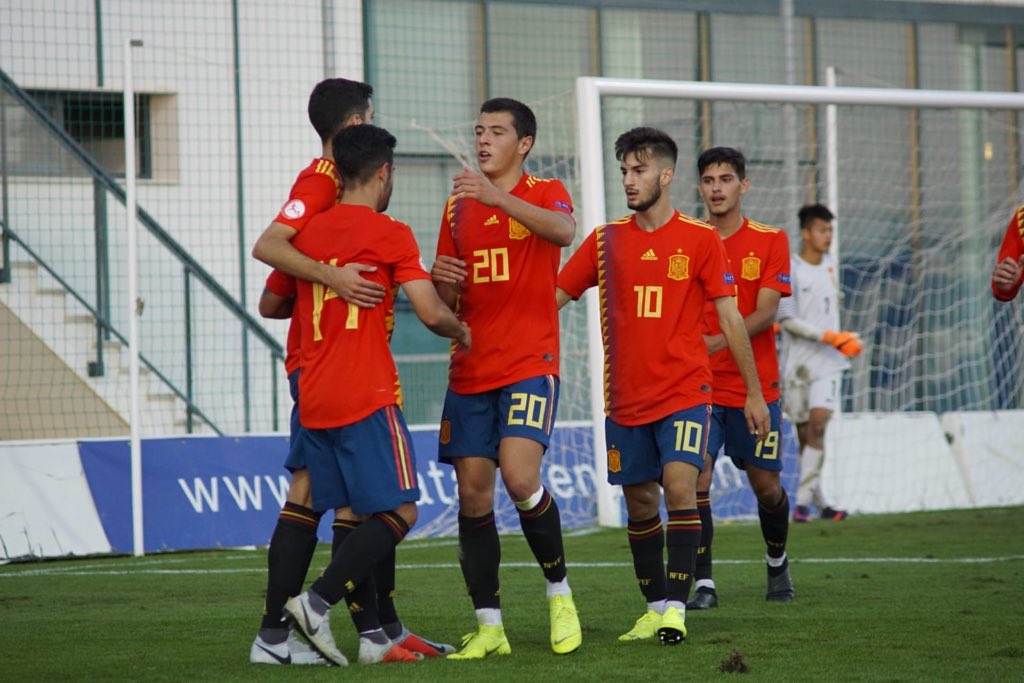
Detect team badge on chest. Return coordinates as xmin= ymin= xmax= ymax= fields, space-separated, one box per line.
xmin=741 ymin=255 xmax=761 ymax=280
xmin=667 ymin=252 xmax=690 ymax=281
xmin=508 ymin=218 xmax=530 ymax=240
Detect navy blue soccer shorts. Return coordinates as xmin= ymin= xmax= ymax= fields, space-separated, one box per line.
xmin=706 ymin=399 xmax=783 ymax=472
xmin=302 ymin=404 xmax=421 ymax=515
xmin=604 ymin=404 xmax=710 ymax=486
xmin=438 ymin=374 xmax=559 ymax=464
xmin=283 ymin=369 xmax=310 ymax=472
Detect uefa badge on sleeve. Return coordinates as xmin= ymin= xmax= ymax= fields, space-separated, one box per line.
xmin=282 ymin=199 xmax=306 ymax=220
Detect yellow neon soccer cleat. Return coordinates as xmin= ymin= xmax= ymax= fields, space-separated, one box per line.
xmin=657 ymin=606 xmax=687 ymax=645
xmin=446 ymin=624 xmax=512 ymax=660
xmin=549 ymin=593 xmax=582 ymax=654
xmin=618 ymin=610 xmax=662 ymax=642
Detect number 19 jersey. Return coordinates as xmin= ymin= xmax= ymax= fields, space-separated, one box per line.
xmin=436 ymin=173 xmax=573 ymax=394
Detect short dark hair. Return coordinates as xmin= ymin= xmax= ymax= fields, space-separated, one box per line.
xmin=799 ymin=203 xmax=835 ymax=229
xmin=307 ymin=78 xmax=373 ymax=144
xmin=480 ymin=97 xmax=537 ymax=141
xmin=614 ymin=127 xmax=678 ymax=166
xmin=331 ymin=125 xmax=396 ymax=186
xmin=697 ymin=146 xmax=747 ymax=180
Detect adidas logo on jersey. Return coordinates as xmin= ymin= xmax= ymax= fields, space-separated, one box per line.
xmin=484 ymin=214 xmax=499 ymax=226
xmin=640 ymin=249 xmax=658 ymax=261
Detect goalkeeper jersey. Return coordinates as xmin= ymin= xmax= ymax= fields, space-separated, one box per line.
xmin=778 ymin=252 xmax=850 ymax=380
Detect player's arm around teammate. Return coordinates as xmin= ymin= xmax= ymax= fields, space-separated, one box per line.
xmin=251 ymin=78 xmax=385 ymax=308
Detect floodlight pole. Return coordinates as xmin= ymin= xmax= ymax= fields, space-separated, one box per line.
xmin=125 ymin=38 xmax=144 ymax=558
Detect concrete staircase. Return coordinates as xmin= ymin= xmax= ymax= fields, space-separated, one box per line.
xmin=0 ymin=256 xmax=206 ymax=440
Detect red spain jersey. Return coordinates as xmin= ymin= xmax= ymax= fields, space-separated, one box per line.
xmin=273 ymin=158 xmax=340 ymax=232
xmin=292 ymin=204 xmax=430 ymax=429
xmin=436 ymin=173 xmax=573 ymax=393
xmin=992 ymin=205 xmax=1024 ymax=301
xmin=265 ymin=269 xmax=300 ymax=375
xmin=264 ymin=158 xmax=340 ymax=374
xmin=704 ymin=217 xmax=791 ymax=407
xmin=558 ymin=211 xmax=735 ymax=426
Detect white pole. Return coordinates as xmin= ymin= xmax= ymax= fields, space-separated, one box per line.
xmin=781 ymin=0 xmax=801 ymax=235
xmin=825 ymin=67 xmax=840 ymax=267
xmin=124 ymin=38 xmax=144 ymax=558
xmin=574 ymin=76 xmax=621 ymax=528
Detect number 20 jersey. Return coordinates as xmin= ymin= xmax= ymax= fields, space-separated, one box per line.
xmin=436 ymin=173 xmax=573 ymax=394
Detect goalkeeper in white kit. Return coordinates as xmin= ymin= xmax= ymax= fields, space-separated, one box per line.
xmin=777 ymin=204 xmax=860 ymax=523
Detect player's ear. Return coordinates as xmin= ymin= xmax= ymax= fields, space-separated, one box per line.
xmin=660 ymin=165 xmax=674 ymax=187
xmin=517 ymin=135 xmax=534 ymax=157
xmin=739 ymin=176 xmax=750 ymax=196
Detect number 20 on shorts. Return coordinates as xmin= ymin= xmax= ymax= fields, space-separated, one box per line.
xmin=508 ymin=392 xmax=548 ymax=429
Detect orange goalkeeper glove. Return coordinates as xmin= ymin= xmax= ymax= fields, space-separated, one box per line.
xmin=821 ymin=329 xmax=863 ymax=358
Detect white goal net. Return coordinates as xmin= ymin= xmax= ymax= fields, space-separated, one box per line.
xmin=402 ymin=78 xmax=1024 ymax=534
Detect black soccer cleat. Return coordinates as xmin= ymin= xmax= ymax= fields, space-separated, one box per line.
xmin=686 ymin=587 xmax=719 ymax=610
xmin=765 ymin=563 xmax=795 ymax=602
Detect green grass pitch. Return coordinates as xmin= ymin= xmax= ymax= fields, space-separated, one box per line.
xmin=2 ymin=507 xmax=1022 ymax=681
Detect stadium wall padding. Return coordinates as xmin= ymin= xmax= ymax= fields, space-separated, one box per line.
xmin=2 ymin=413 xmax=1019 ymax=561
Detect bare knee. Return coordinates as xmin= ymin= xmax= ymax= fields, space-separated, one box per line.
xmin=393 ymin=502 xmax=418 ymax=529
xmin=748 ymin=469 xmax=783 ymax=506
xmin=662 ymin=462 xmax=700 ymax=510
xmin=623 ymin=482 xmax=661 ymax=520
xmin=455 ymin=458 xmax=497 ymax=516
xmin=695 ymin=453 xmax=715 ymax=490
xmin=286 ymin=468 xmax=313 ymax=507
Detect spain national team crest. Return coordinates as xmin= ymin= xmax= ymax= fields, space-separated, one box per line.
xmin=439 ymin=419 xmax=452 ymax=445
xmin=667 ymin=253 xmax=689 ymax=281
xmin=607 ymin=448 xmax=622 ymax=473
xmin=508 ymin=218 xmax=530 ymax=240
xmin=741 ymin=255 xmax=761 ymax=280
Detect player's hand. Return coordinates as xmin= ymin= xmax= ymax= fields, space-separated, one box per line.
xmin=431 ymin=255 xmax=468 ymax=285
xmin=326 ymin=263 xmax=385 ymax=308
xmin=744 ymin=394 xmax=771 ymax=442
xmin=452 ymin=168 xmax=503 ymax=207
xmin=703 ymin=333 xmax=726 ymax=355
xmin=454 ymin=322 xmax=471 ymax=350
xmin=821 ymin=329 xmax=863 ymax=358
xmin=992 ymin=255 xmax=1024 ymax=294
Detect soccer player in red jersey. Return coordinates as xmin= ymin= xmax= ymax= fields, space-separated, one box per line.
xmin=429 ymin=98 xmax=581 ymax=658
xmin=687 ymin=147 xmax=795 ymax=610
xmin=251 ymin=79 xmax=452 ymax=665
xmin=557 ymin=128 xmax=769 ymax=645
xmin=991 ymin=205 xmax=1024 ymax=301
xmin=282 ymin=125 xmax=470 ymax=667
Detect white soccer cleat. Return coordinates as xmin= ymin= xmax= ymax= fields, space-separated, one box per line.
xmin=249 ymin=631 xmax=328 ymax=665
xmin=283 ymin=592 xmax=348 ymax=667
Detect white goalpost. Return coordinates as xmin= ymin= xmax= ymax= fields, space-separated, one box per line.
xmin=575 ymin=76 xmax=1024 ymax=526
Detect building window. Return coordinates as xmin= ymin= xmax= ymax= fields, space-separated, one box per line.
xmin=10 ymin=89 xmax=164 ymax=179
